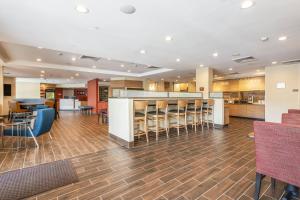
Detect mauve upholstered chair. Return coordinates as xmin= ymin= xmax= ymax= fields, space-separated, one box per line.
xmin=288 ymin=109 xmax=300 ymax=114
xmin=253 ymin=121 xmax=300 ymax=200
xmin=282 ymin=113 xmax=300 ymax=125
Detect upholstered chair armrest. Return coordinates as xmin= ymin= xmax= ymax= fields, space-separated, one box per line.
xmin=282 ymin=113 xmax=300 ymax=125
xmin=288 ymin=109 xmax=300 ymax=114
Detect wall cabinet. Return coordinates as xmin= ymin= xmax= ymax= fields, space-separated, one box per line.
xmin=227 ymin=104 xmax=265 ymax=119
xmin=213 ymin=76 xmax=265 ymax=92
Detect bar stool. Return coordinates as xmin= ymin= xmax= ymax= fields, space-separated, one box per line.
xmin=133 ymin=101 xmax=149 ymax=143
xmin=168 ymin=100 xmax=188 ymax=136
xmin=187 ymin=99 xmax=204 ymax=132
xmin=147 ymin=100 xmax=169 ymax=141
xmin=204 ymin=99 xmax=215 ymax=129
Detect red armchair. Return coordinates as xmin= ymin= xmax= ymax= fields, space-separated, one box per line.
xmin=288 ymin=109 xmax=300 ymax=114
xmin=253 ymin=121 xmax=300 ymax=200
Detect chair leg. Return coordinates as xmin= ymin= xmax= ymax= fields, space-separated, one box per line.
xmin=185 ymin=114 xmax=188 ymax=134
xmin=177 ymin=116 xmax=180 ymax=136
xmin=27 ymin=127 xmax=39 ymax=148
xmin=254 ymin=173 xmax=264 ymax=200
xmin=194 ymin=114 xmax=197 ymax=132
xmin=271 ymin=178 xmax=276 ymax=192
xmin=156 ymin=118 xmax=159 ymax=141
xmin=48 ymin=131 xmax=53 ymax=140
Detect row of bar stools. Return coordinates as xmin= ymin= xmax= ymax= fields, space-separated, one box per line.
xmin=133 ymin=99 xmax=215 ymax=143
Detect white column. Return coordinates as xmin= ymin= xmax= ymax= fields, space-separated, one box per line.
xmin=196 ymin=67 xmax=213 ymax=99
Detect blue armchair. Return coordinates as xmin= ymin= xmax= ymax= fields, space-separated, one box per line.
xmin=4 ymin=108 xmax=55 ymax=148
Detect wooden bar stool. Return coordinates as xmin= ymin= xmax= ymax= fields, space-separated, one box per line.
xmin=168 ymin=99 xmax=188 ymax=136
xmin=133 ymin=101 xmax=149 ymax=143
xmin=203 ymin=99 xmax=215 ymax=129
xmin=147 ymin=100 xmax=169 ymax=141
xmin=187 ymin=99 xmax=204 ymax=132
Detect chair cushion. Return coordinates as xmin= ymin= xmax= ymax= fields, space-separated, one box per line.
xmin=148 ymin=111 xmax=165 ymax=116
xmin=135 ymin=112 xmax=145 ymax=117
xmin=169 ymin=110 xmax=185 ymax=113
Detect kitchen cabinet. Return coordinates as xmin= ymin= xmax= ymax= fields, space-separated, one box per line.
xmin=227 ymin=104 xmax=265 ymax=119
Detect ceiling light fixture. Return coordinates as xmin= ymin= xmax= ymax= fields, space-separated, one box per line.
xmin=67 ymin=79 xmax=70 ymax=81
xmin=228 ymin=68 xmax=233 ymax=71
xmin=127 ymin=70 xmax=131 ymax=72
xmin=241 ymin=0 xmax=254 ymax=9
xmin=256 ymin=69 xmax=261 ymax=72
xmin=92 ymin=65 xmax=97 ymax=69
xmin=272 ymin=61 xmax=278 ymax=64
xmin=120 ymin=64 xmax=125 ymax=68
xmin=107 ymin=58 xmax=111 ymax=60
xmin=36 ymin=58 xmax=42 ymax=62
xmin=177 ymin=75 xmax=181 ymax=78
xmin=40 ymin=74 xmax=44 ymax=77
xmin=37 ymin=46 xmax=43 ymax=49
xmin=213 ymin=52 xmax=218 ymax=57
xmin=176 ymin=58 xmax=181 ymax=62
xmin=161 ymin=78 xmax=164 ymax=81
xmin=200 ymin=64 xmax=204 ymax=67
xmin=278 ymin=36 xmax=287 ymax=41
xmin=260 ymin=36 xmax=269 ymax=42
xmin=120 ymin=5 xmax=136 ymax=14
xmin=140 ymin=49 xmax=146 ymax=54
xmin=70 ymin=76 xmax=74 ymax=79
xmin=75 ymin=73 xmax=79 ymax=76
xmin=165 ymin=36 xmax=173 ymax=41
xmin=41 ymin=70 xmax=45 ymax=74
xmin=76 ymin=5 xmax=89 ymax=14
xmin=71 ymin=57 xmax=76 ymax=61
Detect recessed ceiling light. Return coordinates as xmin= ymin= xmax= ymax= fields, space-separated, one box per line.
xmin=71 ymin=57 xmax=76 ymax=61
xmin=120 ymin=64 xmax=125 ymax=68
xmin=241 ymin=1 xmax=254 ymax=9
xmin=177 ymin=75 xmax=181 ymax=78
xmin=75 ymin=73 xmax=79 ymax=76
xmin=107 ymin=58 xmax=111 ymax=60
xmin=36 ymin=58 xmax=42 ymax=62
xmin=120 ymin=5 xmax=136 ymax=14
xmin=165 ymin=36 xmax=173 ymax=41
xmin=127 ymin=70 xmax=131 ymax=72
xmin=37 ymin=46 xmax=43 ymax=49
xmin=228 ymin=68 xmax=233 ymax=71
xmin=140 ymin=49 xmax=146 ymax=54
xmin=260 ymin=36 xmax=269 ymax=42
xmin=76 ymin=5 xmax=89 ymax=14
xmin=41 ymin=70 xmax=45 ymax=74
xmin=278 ymin=36 xmax=287 ymax=41
xmin=272 ymin=61 xmax=278 ymax=64
xmin=199 ymin=64 xmax=204 ymax=67
xmin=176 ymin=58 xmax=181 ymax=62
xmin=175 ymin=80 xmax=178 ymax=82
xmin=92 ymin=65 xmax=97 ymax=69
xmin=161 ymin=78 xmax=164 ymax=81
xmin=103 ymin=79 xmax=106 ymax=82
xmin=70 ymin=76 xmax=74 ymax=79
xmin=256 ymin=69 xmax=261 ymax=72
xmin=213 ymin=52 xmax=218 ymax=57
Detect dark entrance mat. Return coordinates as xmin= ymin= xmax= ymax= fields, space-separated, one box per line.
xmin=0 ymin=160 xmax=78 ymax=200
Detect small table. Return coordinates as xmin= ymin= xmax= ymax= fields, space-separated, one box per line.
xmin=79 ymin=106 xmax=93 ymax=115
xmin=0 ymin=121 xmax=27 ymax=150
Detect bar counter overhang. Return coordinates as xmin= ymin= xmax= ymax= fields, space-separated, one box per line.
xmin=108 ymin=90 xmax=226 ymax=148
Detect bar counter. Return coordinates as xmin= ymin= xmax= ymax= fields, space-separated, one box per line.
xmin=108 ymin=97 xmax=226 ymax=148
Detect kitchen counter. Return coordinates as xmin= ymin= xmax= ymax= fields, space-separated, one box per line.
xmin=226 ymin=103 xmax=265 ymax=119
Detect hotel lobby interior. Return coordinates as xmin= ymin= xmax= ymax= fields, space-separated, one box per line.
xmin=0 ymin=0 xmax=299 ymax=200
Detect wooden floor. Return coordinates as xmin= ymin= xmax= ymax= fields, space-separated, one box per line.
xmin=0 ymin=112 xmax=298 ymax=200
xmin=0 ymin=111 xmax=118 ymax=173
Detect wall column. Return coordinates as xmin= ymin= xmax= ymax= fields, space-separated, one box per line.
xmin=87 ymin=79 xmax=99 ymax=113
xmin=196 ymin=67 xmax=213 ymax=99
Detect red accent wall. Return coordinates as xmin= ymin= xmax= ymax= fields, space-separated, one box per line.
xmin=87 ymin=79 xmax=99 ymax=113
xmin=55 ymin=88 xmax=63 ymax=99
xmin=74 ymin=88 xmax=87 ymax=101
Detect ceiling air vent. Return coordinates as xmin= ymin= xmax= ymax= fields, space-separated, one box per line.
xmin=232 ymin=56 xmax=257 ymax=63
xmin=281 ymin=59 xmax=300 ymax=65
xmin=80 ymin=55 xmax=100 ymax=62
xmin=147 ymin=66 xmax=160 ymax=69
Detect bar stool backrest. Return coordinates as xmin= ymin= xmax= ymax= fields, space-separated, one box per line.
xmin=177 ymin=100 xmax=188 ymax=112
xmin=207 ymin=99 xmax=215 ymax=107
xmin=156 ymin=100 xmax=168 ymax=110
xmin=195 ymin=99 xmax=203 ymax=109
xmin=134 ymin=101 xmax=148 ymax=117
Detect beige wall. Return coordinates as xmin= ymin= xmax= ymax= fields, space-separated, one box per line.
xmin=265 ymin=64 xmax=300 ymax=122
xmin=16 ymin=82 xmax=40 ymax=99
xmin=3 ymin=77 xmax=16 ymax=115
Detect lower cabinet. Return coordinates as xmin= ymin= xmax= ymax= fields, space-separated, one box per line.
xmin=227 ymin=104 xmax=265 ymax=119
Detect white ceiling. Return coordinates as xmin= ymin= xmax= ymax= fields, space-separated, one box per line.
xmin=0 ymin=0 xmax=300 ymax=83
